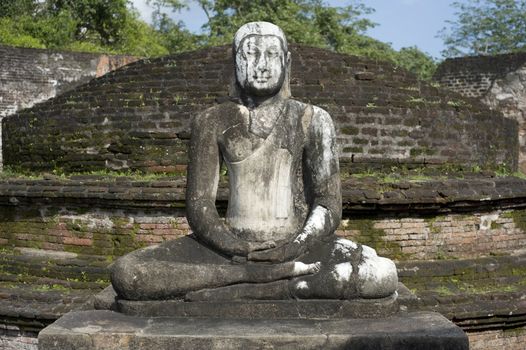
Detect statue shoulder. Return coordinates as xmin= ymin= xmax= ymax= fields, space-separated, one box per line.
xmin=287 ymin=99 xmax=332 ymax=119
xmin=193 ymin=101 xmax=242 ymax=128
xmin=310 ymin=105 xmax=336 ymax=134
xmin=286 ymin=99 xmax=334 ymax=134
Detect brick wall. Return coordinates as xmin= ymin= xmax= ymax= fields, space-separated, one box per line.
xmin=5 ymin=203 xmax=525 ymax=261
xmin=5 ymin=206 xmax=526 ymax=260
xmin=337 ymin=210 xmax=526 ymax=260
xmin=3 ymin=45 xmax=517 ymax=173
xmin=468 ymin=328 xmax=526 ymax=350
xmin=1 ymin=175 xmax=525 ymax=261
xmin=0 ymin=45 xmax=138 ymax=118
xmin=0 ymin=206 xmax=188 ymax=256
xmin=0 ymin=329 xmax=38 ymax=350
xmin=433 ymin=52 xmax=526 ymax=98
xmin=0 ymin=45 xmax=138 ymax=168
xmin=0 ymin=175 xmax=524 ymax=349
xmin=434 ymin=53 xmax=526 ymax=172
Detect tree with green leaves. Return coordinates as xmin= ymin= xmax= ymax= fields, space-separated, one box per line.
xmin=146 ymin=0 xmax=201 ymax=53
xmin=439 ymin=0 xmax=526 ymax=57
xmin=0 ymin=0 xmax=170 ymax=56
xmin=0 ymin=0 xmax=436 ymax=79
xmin=158 ymin=0 xmax=436 ymax=79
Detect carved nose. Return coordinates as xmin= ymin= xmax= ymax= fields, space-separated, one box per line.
xmin=256 ymin=56 xmax=269 ymax=72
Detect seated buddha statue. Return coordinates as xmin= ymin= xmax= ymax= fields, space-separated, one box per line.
xmin=110 ymin=21 xmax=398 ymax=302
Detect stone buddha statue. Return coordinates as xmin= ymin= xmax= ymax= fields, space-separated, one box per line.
xmin=111 ymin=22 xmax=398 ymax=301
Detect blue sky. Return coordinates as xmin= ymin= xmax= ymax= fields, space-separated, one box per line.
xmin=131 ymin=0 xmax=461 ymax=59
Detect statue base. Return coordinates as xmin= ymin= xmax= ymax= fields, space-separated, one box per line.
xmin=38 ymin=310 xmax=468 ymax=349
xmin=38 ymin=284 xmax=468 ymax=349
xmin=94 ymin=285 xmax=400 ymax=319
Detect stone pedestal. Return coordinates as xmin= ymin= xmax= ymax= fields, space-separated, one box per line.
xmin=38 ymin=310 xmax=468 ymax=350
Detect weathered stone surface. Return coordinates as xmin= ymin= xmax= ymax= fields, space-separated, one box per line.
xmin=2 ymin=174 xmax=526 ymax=212
xmin=116 ymin=298 xmax=400 ymax=319
xmin=93 ymin=285 xmax=399 ymax=319
xmin=434 ymin=53 xmax=526 ymax=172
xmin=398 ymin=254 xmax=526 ymax=332
xmin=109 ymin=21 xmax=398 ymax=303
xmin=38 ymin=310 xmax=468 ymax=350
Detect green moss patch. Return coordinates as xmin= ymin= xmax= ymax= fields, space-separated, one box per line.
xmin=342 ymin=217 xmax=407 ymax=260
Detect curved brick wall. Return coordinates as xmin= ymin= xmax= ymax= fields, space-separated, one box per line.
xmin=2 ymin=45 xmax=518 ymax=173
xmin=433 ymin=52 xmax=526 ymax=98
xmin=434 ymin=53 xmax=526 ymax=173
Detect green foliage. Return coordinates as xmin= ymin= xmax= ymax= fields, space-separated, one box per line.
xmin=45 ymin=0 xmax=130 ymax=45
xmin=196 ymin=0 xmax=375 ymax=49
xmin=0 ymin=17 xmax=45 ymax=49
xmin=146 ymin=0 xmax=201 ymax=54
xmin=0 ymin=0 xmax=437 ymax=79
xmin=0 ymin=0 xmax=38 ymax=19
xmin=439 ymin=0 xmax=526 ymax=57
xmin=0 ymin=0 xmax=170 ymax=56
xmin=114 ymin=17 xmax=170 ymax=56
xmin=395 ymin=46 xmax=437 ymax=81
xmin=187 ymin=0 xmax=434 ymax=80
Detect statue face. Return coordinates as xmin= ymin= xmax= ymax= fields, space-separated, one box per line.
xmin=235 ymin=35 xmax=288 ymax=97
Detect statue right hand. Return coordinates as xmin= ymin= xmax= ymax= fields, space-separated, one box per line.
xmin=247 ymin=240 xmax=276 ymax=252
xmin=225 ymin=239 xmax=276 ymax=257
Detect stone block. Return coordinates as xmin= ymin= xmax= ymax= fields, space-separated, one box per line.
xmin=94 ymin=286 xmax=400 ymax=319
xmin=38 ymin=310 xmax=468 ymax=350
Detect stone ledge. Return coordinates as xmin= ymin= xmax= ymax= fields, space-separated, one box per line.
xmin=398 ymin=254 xmax=526 ymax=331
xmin=38 ymin=310 xmax=468 ymax=350
xmin=1 ymin=175 xmax=526 ymax=212
xmin=94 ymin=283 xmax=407 ymax=320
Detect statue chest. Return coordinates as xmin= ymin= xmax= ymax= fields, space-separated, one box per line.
xmin=218 ymin=103 xmax=302 ymax=164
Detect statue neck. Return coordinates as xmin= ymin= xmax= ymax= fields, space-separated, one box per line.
xmin=241 ymin=92 xmax=284 ymax=109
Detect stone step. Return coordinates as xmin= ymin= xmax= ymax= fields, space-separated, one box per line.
xmin=38 ymin=310 xmax=468 ymax=350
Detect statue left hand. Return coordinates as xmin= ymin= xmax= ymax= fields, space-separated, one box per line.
xmin=247 ymin=241 xmax=305 ymax=263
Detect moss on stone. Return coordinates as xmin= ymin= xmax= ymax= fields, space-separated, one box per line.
xmin=340 ymin=126 xmax=359 ymax=135
xmin=502 ymin=327 xmax=526 ymax=337
xmin=501 ymin=209 xmax=526 ymax=232
xmin=401 ymin=264 xmax=526 ymax=297
xmin=490 ymin=221 xmax=503 ymax=230
xmin=424 ymin=215 xmax=445 ymax=235
xmin=344 ymin=217 xmax=407 ymax=260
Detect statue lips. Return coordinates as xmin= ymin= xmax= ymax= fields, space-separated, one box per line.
xmin=254 ymin=74 xmax=270 ymax=84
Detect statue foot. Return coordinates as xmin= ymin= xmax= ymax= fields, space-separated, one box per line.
xmin=292 ymin=261 xmax=321 ymax=276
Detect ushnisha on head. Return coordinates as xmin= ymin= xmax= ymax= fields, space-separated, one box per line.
xmin=233 ymin=22 xmax=291 ymax=98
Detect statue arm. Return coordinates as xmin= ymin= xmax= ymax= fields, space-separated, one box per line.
xmin=186 ymin=110 xmax=268 ymax=256
xmin=296 ymin=106 xmax=342 ymax=245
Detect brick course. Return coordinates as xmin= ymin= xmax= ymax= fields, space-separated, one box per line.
xmin=468 ymin=329 xmax=526 ymax=350
xmin=0 ymin=45 xmax=138 ymax=168
xmin=2 ymin=45 xmax=517 ymax=173
xmin=434 ymin=52 xmax=526 ymax=173
xmin=1 ymin=175 xmax=526 ymax=260
xmin=434 ymin=52 xmax=526 ymax=98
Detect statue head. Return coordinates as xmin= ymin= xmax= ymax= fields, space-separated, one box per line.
xmin=233 ymin=22 xmax=291 ymax=98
